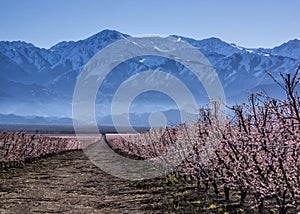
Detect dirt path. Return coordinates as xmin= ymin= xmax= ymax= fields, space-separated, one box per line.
xmin=0 ymin=148 xmax=188 ymax=214
xmin=0 ymin=145 xmax=264 ymax=214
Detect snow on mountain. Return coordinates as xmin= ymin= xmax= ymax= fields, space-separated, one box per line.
xmin=258 ymin=39 xmax=300 ymax=60
xmin=49 ymin=30 xmax=130 ymax=71
xmin=0 ymin=29 xmax=299 ymax=121
xmin=0 ymin=41 xmax=52 ymax=72
xmin=171 ymin=35 xmax=247 ymax=57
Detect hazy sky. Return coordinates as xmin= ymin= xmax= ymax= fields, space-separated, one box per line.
xmin=1 ymin=0 xmax=299 ymax=48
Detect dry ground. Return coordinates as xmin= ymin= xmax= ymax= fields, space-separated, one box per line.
xmin=0 ymin=149 xmax=216 ymax=214
xmin=0 ymin=143 xmax=279 ymax=214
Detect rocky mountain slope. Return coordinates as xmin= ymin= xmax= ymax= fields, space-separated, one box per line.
xmin=0 ymin=29 xmax=299 ymax=125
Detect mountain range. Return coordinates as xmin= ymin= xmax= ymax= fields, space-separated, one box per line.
xmin=0 ymin=29 xmax=299 ymax=126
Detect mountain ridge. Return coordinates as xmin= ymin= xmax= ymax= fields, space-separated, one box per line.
xmin=1 ymin=30 xmax=299 ymax=74
xmin=0 ymin=29 xmax=299 ymax=124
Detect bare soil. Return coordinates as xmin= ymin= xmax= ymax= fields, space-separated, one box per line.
xmin=0 ymin=148 xmax=261 ymax=214
xmin=0 ymin=149 xmax=206 ymax=214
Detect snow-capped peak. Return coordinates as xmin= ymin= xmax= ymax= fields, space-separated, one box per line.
xmin=170 ymin=35 xmax=246 ymax=56
xmin=258 ymin=39 xmax=300 ymax=60
xmin=0 ymin=30 xmax=299 ymax=117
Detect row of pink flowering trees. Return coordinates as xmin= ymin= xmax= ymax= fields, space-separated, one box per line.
xmin=107 ymin=66 xmax=299 ymax=213
xmin=0 ymin=132 xmax=80 ymax=169
xmin=217 ymin=67 xmax=300 ymax=213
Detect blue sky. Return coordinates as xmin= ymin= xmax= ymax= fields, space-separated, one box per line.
xmin=0 ymin=0 xmax=299 ymax=48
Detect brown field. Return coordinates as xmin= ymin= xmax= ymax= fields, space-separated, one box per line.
xmin=1 ymin=133 xmax=298 ymax=213
xmin=0 ymin=135 xmax=245 ymax=214
xmin=0 ymin=148 xmax=212 ymax=213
